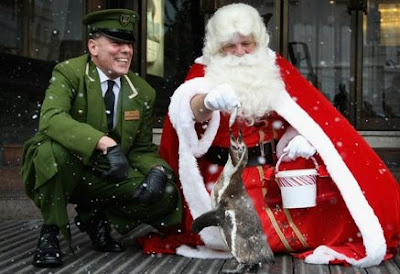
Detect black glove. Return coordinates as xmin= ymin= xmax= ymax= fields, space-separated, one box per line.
xmin=132 ymin=166 xmax=167 ymax=203
xmin=102 ymin=145 xmax=129 ymax=183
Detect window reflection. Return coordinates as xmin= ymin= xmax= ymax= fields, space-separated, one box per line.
xmin=363 ymin=1 xmax=400 ymax=119
xmin=147 ymin=0 xmax=165 ymax=77
xmin=0 ymin=0 xmax=83 ymax=144
xmin=383 ymin=75 xmax=400 ymax=117
xmin=0 ymin=0 xmax=22 ymax=56
xmin=288 ymin=0 xmax=352 ymax=118
xmin=145 ymin=0 xmax=204 ymax=125
xmin=0 ymin=0 xmax=82 ymax=62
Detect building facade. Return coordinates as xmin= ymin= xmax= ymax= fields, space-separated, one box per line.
xmin=0 ymin=0 xmax=399 ymax=169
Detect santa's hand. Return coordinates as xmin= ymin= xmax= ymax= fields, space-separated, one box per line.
xmin=283 ymin=135 xmax=316 ymax=160
xmin=204 ymin=84 xmax=240 ymax=112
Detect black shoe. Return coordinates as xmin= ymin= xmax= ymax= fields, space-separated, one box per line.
xmin=32 ymin=225 xmax=63 ymax=268
xmin=75 ymin=216 xmax=125 ymax=252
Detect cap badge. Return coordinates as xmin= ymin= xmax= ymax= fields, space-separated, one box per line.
xmin=120 ymin=14 xmax=130 ymax=26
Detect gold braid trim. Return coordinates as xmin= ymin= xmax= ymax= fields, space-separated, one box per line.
xmin=257 ymin=166 xmax=267 ymax=197
xmin=265 ymin=207 xmax=293 ymax=252
xmin=283 ymin=209 xmax=310 ymax=249
xmin=258 ymin=130 xmax=265 ymax=143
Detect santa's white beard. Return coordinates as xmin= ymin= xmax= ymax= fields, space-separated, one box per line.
xmin=204 ymin=47 xmax=285 ymax=124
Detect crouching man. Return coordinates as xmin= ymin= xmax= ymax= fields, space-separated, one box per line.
xmin=21 ymin=8 xmax=181 ymax=268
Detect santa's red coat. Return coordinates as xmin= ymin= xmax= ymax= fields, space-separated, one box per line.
xmin=138 ymin=53 xmax=400 ymax=267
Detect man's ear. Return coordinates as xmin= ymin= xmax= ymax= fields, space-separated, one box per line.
xmin=88 ymin=39 xmax=98 ymax=56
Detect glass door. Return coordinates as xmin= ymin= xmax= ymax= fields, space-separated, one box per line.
xmin=360 ymin=0 xmax=400 ymax=130
xmin=287 ymin=0 xmax=399 ymax=130
xmin=0 ymin=0 xmax=85 ymax=144
xmin=287 ymin=0 xmax=353 ymax=120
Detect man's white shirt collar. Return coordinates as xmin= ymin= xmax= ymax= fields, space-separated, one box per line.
xmin=96 ymin=67 xmax=121 ymax=88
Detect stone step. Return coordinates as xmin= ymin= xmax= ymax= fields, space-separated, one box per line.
xmin=0 ymin=190 xmax=76 ymax=220
xmin=0 ymin=166 xmax=23 ymax=191
xmin=1 ymin=144 xmax=23 ymax=166
xmin=0 ymin=191 xmax=41 ymax=219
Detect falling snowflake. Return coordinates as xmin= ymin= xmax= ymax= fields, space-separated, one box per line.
xmin=208 ymin=164 xmax=218 ymax=174
xmin=206 ymin=182 xmax=215 ymax=192
xmin=272 ymin=120 xmax=283 ymax=129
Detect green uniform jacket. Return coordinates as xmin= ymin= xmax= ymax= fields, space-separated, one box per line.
xmin=21 ymin=54 xmax=178 ymax=228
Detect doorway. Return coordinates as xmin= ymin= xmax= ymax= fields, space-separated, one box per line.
xmin=286 ymin=0 xmax=400 ymax=131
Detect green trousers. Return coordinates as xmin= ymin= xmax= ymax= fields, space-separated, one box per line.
xmin=35 ymin=141 xmax=181 ymax=238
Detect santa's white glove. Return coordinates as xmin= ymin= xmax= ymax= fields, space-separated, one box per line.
xmin=283 ymin=135 xmax=316 ymax=160
xmin=204 ymin=84 xmax=240 ymax=112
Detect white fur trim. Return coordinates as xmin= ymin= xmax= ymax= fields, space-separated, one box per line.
xmin=305 ymin=246 xmax=362 ymax=265
xmin=169 ymin=77 xmax=228 ymax=251
xmin=176 ymin=245 xmax=233 ymax=259
xmin=169 ymin=77 xmax=221 ymax=157
xmin=273 ymin=90 xmax=386 ymax=267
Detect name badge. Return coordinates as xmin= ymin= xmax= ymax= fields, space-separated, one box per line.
xmin=124 ymin=110 xmax=140 ymax=120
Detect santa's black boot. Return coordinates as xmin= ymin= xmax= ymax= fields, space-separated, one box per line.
xmin=32 ymin=225 xmax=63 ymax=268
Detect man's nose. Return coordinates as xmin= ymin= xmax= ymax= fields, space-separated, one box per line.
xmin=234 ymin=45 xmax=246 ymax=56
xmin=121 ymin=43 xmax=133 ymax=53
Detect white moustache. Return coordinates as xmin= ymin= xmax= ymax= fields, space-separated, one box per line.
xmin=210 ymin=52 xmax=261 ymax=67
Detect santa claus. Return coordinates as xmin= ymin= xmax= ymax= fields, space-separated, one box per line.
xmin=139 ymin=3 xmax=400 ymax=267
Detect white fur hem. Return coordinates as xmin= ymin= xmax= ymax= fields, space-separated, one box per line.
xmin=304 ymin=245 xmax=384 ymax=267
xmin=176 ymin=245 xmax=233 ymax=259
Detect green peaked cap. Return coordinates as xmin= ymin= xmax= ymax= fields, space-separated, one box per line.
xmin=82 ymin=9 xmax=139 ymax=43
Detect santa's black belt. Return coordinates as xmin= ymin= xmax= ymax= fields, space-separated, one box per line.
xmin=204 ymin=141 xmax=275 ymax=167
